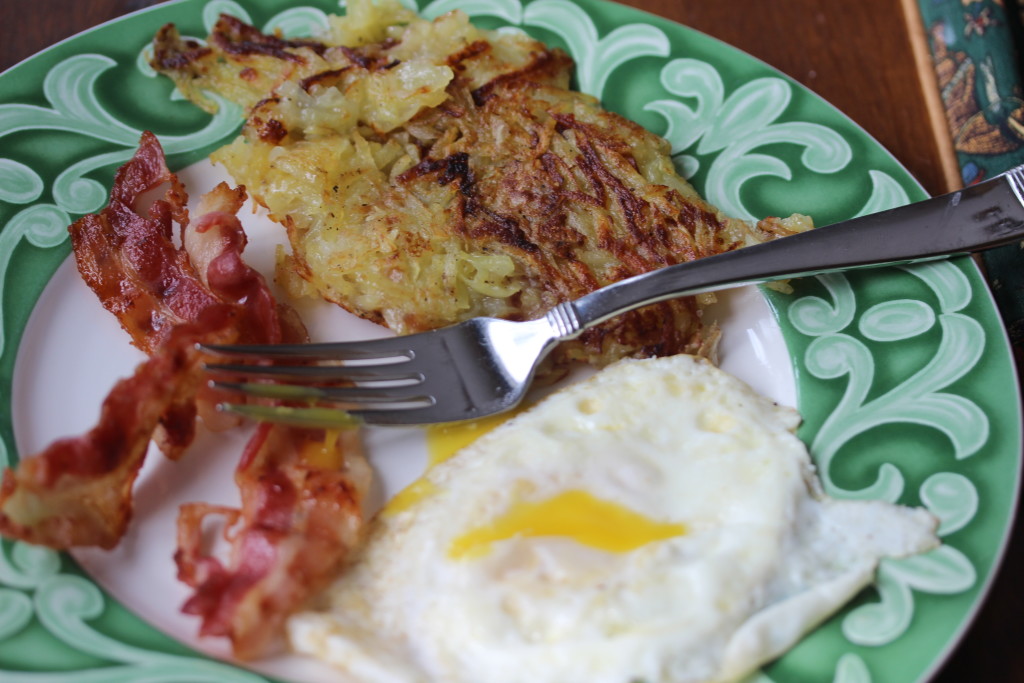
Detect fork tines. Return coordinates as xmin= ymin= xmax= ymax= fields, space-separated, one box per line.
xmin=199 ymin=339 xmax=434 ymax=422
xmin=200 ymin=337 xmax=415 ymax=361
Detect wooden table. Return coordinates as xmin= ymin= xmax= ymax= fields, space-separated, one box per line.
xmin=1 ymin=0 xmax=1020 ymax=680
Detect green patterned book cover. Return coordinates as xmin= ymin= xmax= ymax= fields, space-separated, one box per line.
xmin=918 ymin=0 xmax=1024 ymax=355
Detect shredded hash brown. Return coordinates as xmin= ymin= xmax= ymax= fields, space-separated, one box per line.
xmin=152 ymin=0 xmax=812 ymax=367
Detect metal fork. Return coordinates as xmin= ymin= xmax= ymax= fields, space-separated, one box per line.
xmin=203 ymin=165 xmax=1024 ymax=426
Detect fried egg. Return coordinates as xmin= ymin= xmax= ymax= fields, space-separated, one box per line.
xmin=288 ymin=355 xmax=938 ymax=683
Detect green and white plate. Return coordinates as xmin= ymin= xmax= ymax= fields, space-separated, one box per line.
xmin=0 ymin=1 xmax=1019 ymax=681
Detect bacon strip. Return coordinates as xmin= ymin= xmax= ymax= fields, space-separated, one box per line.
xmin=176 ymin=423 xmax=369 ymax=658
xmin=71 ymin=134 xmax=217 ymax=355
xmin=0 ymin=132 xmax=293 ymax=544
xmin=0 ymin=311 xmax=235 ymax=549
xmin=0 ymin=132 xmax=370 ymax=659
xmin=70 ymin=131 xmax=294 ymax=357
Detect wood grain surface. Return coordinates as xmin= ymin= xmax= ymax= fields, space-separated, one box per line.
xmin=1 ymin=1 xmax=1020 ymax=681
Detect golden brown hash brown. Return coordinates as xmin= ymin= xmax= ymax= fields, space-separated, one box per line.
xmin=151 ymin=0 xmax=811 ymax=367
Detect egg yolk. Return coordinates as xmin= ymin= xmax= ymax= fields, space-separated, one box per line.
xmin=299 ymin=429 xmax=345 ymax=469
xmin=384 ymin=478 xmax=439 ymax=515
xmin=383 ymin=414 xmax=516 ymax=516
xmin=388 ymin=406 xmax=543 ymax=517
xmin=448 ymin=489 xmax=686 ymax=560
xmin=425 ymin=411 xmax=518 ymax=466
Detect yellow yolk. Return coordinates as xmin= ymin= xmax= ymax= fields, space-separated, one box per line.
xmin=300 ymin=429 xmax=345 ymax=469
xmin=387 ymin=417 xmax=511 ymax=516
xmin=388 ymin=407 xmax=528 ymax=517
xmin=425 ymin=411 xmax=519 ymax=466
xmin=448 ymin=489 xmax=687 ymax=560
xmin=384 ymin=478 xmax=439 ymax=515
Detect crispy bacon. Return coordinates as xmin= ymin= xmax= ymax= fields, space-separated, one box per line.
xmin=176 ymin=423 xmax=369 ymax=658
xmin=183 ymin=182 xmax=292 ymax=347
xmin=0 ymin=132 xmax=370 ymax=659
xmin=70 ymin=131 xmax=290 ymax=356
xmin=0 ymin=311 xmax=235 ymax=549
xmin=0 ymin=132 xmax=293 ymax=545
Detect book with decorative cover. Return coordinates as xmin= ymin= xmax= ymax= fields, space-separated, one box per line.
xmin=918 ymin=0 xmax=1024 ymax=358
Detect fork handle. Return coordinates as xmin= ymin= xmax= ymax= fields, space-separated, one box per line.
xmin=551 ymin=165 xmax=1024 ymax=337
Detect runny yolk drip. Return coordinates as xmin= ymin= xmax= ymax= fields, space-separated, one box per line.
xmin=388 ymin=407 xmax=527 ymax=517
xmin=448 ymin=489 xmax=686 ymax=560
xmin=383 ymin=478 xmax=439 ymax=515
xmin=425 ymin=411 xmax=518 ymax=466
xmin=299 ymin=429 xmax=344 ymax=469
xmin=386 ymin=416 xmax=512 ymax=517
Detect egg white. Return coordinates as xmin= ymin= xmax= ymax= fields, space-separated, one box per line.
xmin=288 ymin=354 xmax=938 ymax=683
